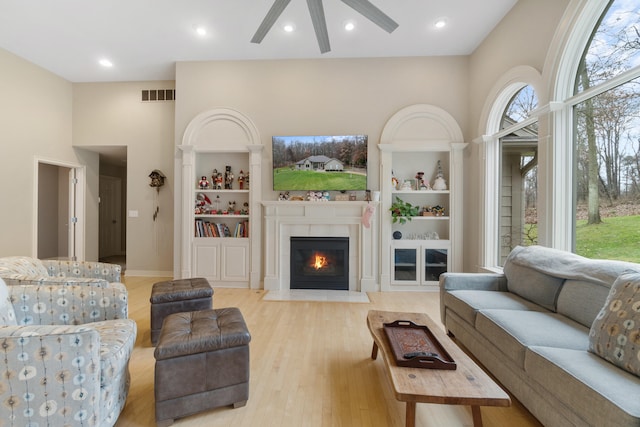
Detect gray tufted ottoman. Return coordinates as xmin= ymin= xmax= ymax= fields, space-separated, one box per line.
xmin=150 ymin=277 xmax=213 ymax=345
xmin=153 ymin=308 xmax=251 ymax=426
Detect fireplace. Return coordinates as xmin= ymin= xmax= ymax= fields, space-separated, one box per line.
xmin=290 ymin=237 xmax=349 ymax=290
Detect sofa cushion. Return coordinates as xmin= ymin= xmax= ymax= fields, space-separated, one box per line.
xmin=526 ymin=346 xmax=640 ymax=427
xmin=589 ymin=271 xmax=640 ymax=377
xmin=0 ymin=278 xmax=16 ymax=326
xmin=476 ymin=309 xmax=590 ymax=367
xmin=444 ymin=290 xmax=547 ymax=326
xmin=503 ymin=247 xmax=565 ymax=311
xmin=557 ymin=279 xmax=611 ymax=328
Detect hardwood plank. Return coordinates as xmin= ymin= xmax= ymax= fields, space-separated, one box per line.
xmin=115 ymin=278 xmax=543 ymax=427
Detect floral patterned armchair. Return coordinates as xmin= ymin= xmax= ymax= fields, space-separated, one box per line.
xmin=0 ymin=260 xmax=136 ymax=426
xmin=0 ymin=256 xmax=122 ymax=290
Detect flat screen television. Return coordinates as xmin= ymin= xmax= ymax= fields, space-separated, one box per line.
xmin=272 ymin=134 xmax=368 ymax=191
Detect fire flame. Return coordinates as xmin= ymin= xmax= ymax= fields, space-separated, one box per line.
xmin=312 ymin=254 xmax=328 ymax=270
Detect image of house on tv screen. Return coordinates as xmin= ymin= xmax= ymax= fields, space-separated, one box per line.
xmin=272 ymin=135 xmax=368 ymax=191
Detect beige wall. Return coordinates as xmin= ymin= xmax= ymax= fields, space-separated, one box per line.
xmin=175 ymin=56 xmax=470 ymax=199
xmin=73 ymin=82 xmax=175 ymax=275
xmin=0 ymin=48 xmax=75 ymax=257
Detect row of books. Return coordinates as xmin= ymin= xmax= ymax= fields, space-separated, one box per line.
xmin=195 ymin=219 xmax=249 ymax=238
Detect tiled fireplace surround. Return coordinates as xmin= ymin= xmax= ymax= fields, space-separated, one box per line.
xmin=262 ymin=201 xmax=378 ymax=293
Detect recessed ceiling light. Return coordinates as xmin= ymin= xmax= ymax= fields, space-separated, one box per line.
xmin=196 ymin=26 xmax=207 ymax=37
xmin=99 ymin=59 xmax=113 ymax=68
xmin=434 ymin=18 xmax=448 ymax=29
xmin=283 ymin=23 xmax=295 ymax=33
xmin=344 ymin=21 xmax=356 ymax=31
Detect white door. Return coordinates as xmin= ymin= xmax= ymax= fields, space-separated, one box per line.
xmin=99 ymin=175 xmax=122 ymax=258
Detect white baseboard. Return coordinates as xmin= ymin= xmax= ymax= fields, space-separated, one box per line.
xmin=124 ymin=270 xmax=173 ymax=277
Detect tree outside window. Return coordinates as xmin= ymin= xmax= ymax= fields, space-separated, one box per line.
xmin=573 ymin=0 xmax=640 ymax=261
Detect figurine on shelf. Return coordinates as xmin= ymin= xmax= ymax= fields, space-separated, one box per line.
xmin=278 ymin=191 xmax=290 ymax=201
xmin=211 ymin=169 xmax=218 ymax=186
xmin=432 ymin=160 xmax=447 ymax=190
xmin=241 ymin=202 xmax=249 ymax=215
xmin=224 ymin=166 xmax=234 ymax=189
xmin=198 ymin=176 xmax=210 ymax=189
xmin=244 ymin=172 xmax=250 ymax=190
xmin=228 ymin=200 xmax=236 ymax=213
xmin=238 ymin=170 xmax=245 ymax=189
xmin=195 ymin=193 xmax=212 ymax=214
xmin=391 ymin=170 xmax=399 ymax=190
xmin=400 ymin=180 xmax=413 ymax=191
xmin=416 ymin=171 xmax=431 ymax=190
xmin=214 ymin=195 xmax=221 ymax=213
xmin=214 ymin=172 xmax=223 ymax=189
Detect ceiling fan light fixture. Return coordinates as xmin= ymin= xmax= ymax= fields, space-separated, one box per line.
xmin=195 ymin=26 xmax=207 ymax=37
xmin=99 ymin=58 xmax=113 ymax=68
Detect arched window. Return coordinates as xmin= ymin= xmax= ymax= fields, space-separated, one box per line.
xmin=498 ymin=86 xmax=539 ymax=264
xmin=572 ymin=0 xmax=640 ymax=260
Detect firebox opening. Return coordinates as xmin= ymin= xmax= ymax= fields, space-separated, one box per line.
xmin=290 ymin=237 xmax=349 ymax=290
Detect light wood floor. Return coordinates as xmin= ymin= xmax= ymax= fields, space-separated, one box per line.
xmin=115 ymin=277 xmax=543 ymax=427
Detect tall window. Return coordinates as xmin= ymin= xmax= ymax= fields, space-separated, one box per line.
xmin=573 ymin=0 xmax=640 ymax=261
xmin=498 ymin=86 xmax=539 ymax=263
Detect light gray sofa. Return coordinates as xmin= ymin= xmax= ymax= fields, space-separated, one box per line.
xmin=440 ymin=245 xmax=640 ymax=427
xmin=0 ymin=257 xmax=136 ymax=427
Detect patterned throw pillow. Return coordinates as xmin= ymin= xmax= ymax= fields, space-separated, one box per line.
xmin=589 ymin=271 xmax=640 ymax=377
xmin=0 ymin=277 xmax=17 ymax=326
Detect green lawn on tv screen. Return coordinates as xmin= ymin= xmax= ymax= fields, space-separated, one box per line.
xmin=273 ymin=168 xmax=366 ymax=191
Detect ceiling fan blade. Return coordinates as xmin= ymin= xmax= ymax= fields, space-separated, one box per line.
xmin=340 ymin=0 xmax=398 ymax=33
xmin=307 ymin=0 xmax=331 ymax=53
xmin=251 ymin=0 xmax=293 ymax=44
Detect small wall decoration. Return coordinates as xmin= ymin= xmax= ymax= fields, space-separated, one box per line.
xmin=149 ymin=170 xmax=166 ymax=189
xmin=149 ymin=169 xmax=167 ymax=221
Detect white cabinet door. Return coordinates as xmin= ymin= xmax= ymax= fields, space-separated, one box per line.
xmin=220 ymin=240 xmax=249 ymax=281
xmin=193 ymin=241 xmax=220 ymax=279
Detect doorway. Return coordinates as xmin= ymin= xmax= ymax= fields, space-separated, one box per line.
xmin=36 ymin=160 xmax=84 ymax=260
xmin=97 ymin=147 xmax=127 ymax=270
xmin=99 ymin=175 xmax=123 ymax=259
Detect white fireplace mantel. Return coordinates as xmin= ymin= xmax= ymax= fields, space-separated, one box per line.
xmin=262 ymin=201 xmax=379 ymax=292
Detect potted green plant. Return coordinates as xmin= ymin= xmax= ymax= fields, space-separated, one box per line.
xmin=389 ymin=196 xmax=419 ymax=224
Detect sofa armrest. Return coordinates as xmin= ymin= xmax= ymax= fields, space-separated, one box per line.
xmin=439 ymin=272 xmax=507 ymax=292
xmin=41 ymin=260 xmax=122 ymax=283
xmin=2 ymin=274 xmax=109 ymax=288
xmin=0 ymin=325 xmax=101 ymax=425
xmin=439 ymin=273 xmax=508 ymax=325
xmin=9 ymin=283 xmax=129 ymax=325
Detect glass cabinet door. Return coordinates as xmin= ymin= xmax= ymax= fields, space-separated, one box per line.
xmin=393 ymin=247 xmax=419 ymax=284
xmin=424 ymin=248 xmax=448 ymax=282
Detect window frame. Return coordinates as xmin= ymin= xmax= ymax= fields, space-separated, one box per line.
xmin=552 ymin=0 xmax=640 ymax=252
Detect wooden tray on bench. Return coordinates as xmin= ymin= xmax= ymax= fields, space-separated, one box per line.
xmin=383 ymin=320 xmax=457 ymax=370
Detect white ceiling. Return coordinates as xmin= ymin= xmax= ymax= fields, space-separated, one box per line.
xmin=0 ymin=0 xmax=518 ymax=83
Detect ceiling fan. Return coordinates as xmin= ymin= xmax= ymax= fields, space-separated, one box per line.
xmin=251 ymin=0 xmax=399 ymax=54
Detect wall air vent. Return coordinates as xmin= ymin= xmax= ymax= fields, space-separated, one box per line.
xmin=141 ymin=89 xmax=175 ymax=102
